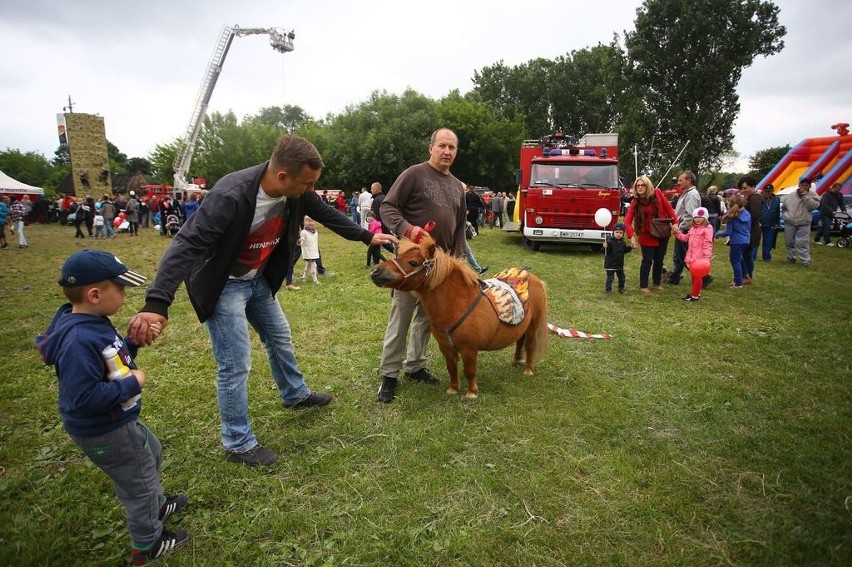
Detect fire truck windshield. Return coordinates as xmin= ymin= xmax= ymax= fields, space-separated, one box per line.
xmin=530 ymin=163 xmax=619 ymax=189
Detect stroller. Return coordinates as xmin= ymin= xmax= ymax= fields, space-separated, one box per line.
xmin=835 ymin=212 xmax=852 ymax=248
xmin=165 ymin=214 xmax=181 ymax=237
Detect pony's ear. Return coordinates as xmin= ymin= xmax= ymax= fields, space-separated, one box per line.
xmin=424 ymin=240 xmax=437 ymax=260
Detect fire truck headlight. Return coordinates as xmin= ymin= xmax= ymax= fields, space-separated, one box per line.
xmin=534 ymin=216 xmax=543 ymax=225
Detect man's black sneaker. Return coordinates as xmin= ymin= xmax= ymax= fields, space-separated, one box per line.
xmin=405 ymin=368 xmax=439 ymax=385
xmin=377 ymin=376 xmax=398 ymax=403
xmin=224 ymin=445 xmax=278 ymax=466
xmin=477 ymin=266 xmax=489 ymax=275
xmin=131 ymin=529 xmax=190 ymax=565
xmin=683 ymin=295 xmax=700 ymax=302
xmin=158 ymin=494 xmax=189 ymax=521
xmin=284 ymin=392 xmax=333 ymax=409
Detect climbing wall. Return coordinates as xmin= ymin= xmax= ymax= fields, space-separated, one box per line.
xmin=64 ymin=112 xmax=112 ymax=197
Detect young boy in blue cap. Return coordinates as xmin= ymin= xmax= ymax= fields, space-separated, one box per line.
xmin=603 ymin=222 xmax=631 ymax=293
xmin=36 ymin=249 xmax=189 ymax=565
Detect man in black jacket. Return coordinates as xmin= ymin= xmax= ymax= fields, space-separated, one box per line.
xmin=128 ymin=136 xmax=397 ymax=466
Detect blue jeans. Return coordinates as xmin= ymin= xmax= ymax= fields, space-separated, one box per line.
xmin=760 ymin=227 xmax=777 ymax=260
xmin=669 ymin=236 xmax=688 ymax=282
xmin=743 ymin=245 xmax=757 ymax=279
xmin=816 ymin=213 xmax=833 ymax=244
xmin=729 ymin=243 xmax=748 ymax=285
xmin=205 ymin=277 xmax=310 ymax=452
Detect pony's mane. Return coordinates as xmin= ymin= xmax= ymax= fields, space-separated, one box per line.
xmin=398 ymin=238 xmax=479 ymax=290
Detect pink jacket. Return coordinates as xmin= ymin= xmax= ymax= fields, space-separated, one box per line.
xmin=675 ymin=224 xmax=713 ymax=266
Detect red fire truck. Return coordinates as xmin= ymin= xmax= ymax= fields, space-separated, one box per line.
xmin=508 ymin=132 xmax=622 ymax=251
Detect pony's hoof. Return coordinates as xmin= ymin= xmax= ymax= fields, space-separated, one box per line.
xmin=523 ymin=369 xmax=534 ymax=376
xmin=446 ymin=388 xmax=458 ymax=395
xmin=465 ymin=392 xmax=479 ymax=400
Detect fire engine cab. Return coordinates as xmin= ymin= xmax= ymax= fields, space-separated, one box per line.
xmin=508 ymin=132 xmax=622 ymax=251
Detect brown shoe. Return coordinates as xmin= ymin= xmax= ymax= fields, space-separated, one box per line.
xmin=640 ymin=288 xmax=652 ymax=294
xmin=743 ymin=277 xmax=753 ymax=285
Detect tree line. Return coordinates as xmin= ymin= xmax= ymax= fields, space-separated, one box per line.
xmin=3 ymin=0 xmax=786 ymax=197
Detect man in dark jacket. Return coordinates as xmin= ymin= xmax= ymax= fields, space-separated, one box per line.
xmin=738 ymin=175 xmax=763 ymax=284
xmin=128 ymin=136 xmax=397 ymax=466
xmin=815 ymin=182 xmax=846 ymax=246
xmin=758 ymin=184 xmax=781 ymax=260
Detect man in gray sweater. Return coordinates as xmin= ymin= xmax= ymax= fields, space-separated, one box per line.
xmin=783 ymin=177 xmax=820 ymax=267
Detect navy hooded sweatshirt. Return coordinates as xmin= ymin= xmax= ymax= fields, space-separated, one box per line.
xmin=36 ymin=304 xmax=143 ymax=437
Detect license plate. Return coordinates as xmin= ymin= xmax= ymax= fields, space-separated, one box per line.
xmin=559 ymin=231 xmax=582 ymax=238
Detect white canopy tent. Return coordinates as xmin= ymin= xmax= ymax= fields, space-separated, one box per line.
xmin=0 ymin=170 xmax=45 ymax=196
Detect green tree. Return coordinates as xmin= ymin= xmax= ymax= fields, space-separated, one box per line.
xmin=749 ymin=144 xmax=791 ymax=179
xmin=549 ymin=41 xmax=629 ymax=136
xmin=247 ymin=105 xmax=312 ymax=132
xmin=125 ymin=157 xmax=152 ymax=175
xmin=148 ymin=141 xmax=181 ymax=184
xmin=624 ymin=0 xmax=786 ymax=176
xmin=438 ymin=91 xmax=525 ymax=189
xmin=107 ymin=141 xmax=127 ymax=169
xmin=306 ymin=89 xmax=440 ymax=190
xmin=471 ymin=58 xmax=554 ymax=137
xmin=0 ymin=149 xmax=53 ymax=186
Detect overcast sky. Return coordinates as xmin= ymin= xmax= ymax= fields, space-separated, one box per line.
xmin=1 ymin=0 xmax=850 ymax=173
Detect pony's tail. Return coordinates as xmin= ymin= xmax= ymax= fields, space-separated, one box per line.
xmin=531 ymin=280 xmax=548 ymax=362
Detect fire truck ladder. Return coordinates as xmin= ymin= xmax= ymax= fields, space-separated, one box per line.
xmin=173 ymin=25 xmax=295 ymax=192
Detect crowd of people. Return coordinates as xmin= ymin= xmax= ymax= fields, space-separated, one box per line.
xmin=28 ymin=130 xmax=850 ymax=563
xmin=619 ymin=172 xmax=843 ymax=302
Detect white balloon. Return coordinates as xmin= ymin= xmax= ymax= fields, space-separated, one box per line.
xmin=594 ymin=208 xmax=612 ymax=228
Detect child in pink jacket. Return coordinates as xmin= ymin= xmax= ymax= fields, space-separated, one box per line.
xmin=673 ymin=207 xmax=713 ymax=302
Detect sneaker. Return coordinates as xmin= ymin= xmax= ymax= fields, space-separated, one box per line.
xmin=377 ymin=376 xmax=398 ymax=403
xmin=405 ymin=368 xmax=439 ymax=385
xmin=814 ymin=241 xmax=822 ymax=245
xmin=654 ymin=285 xmax=665 ymax=291
xmin=728 ymin=282 xmax=743 ymax=289
xmin=286 ymin=284 xmax=300 ymax=290
xmin=131 ymin=529 xmax=190 ymax=565
xmin=605 ymin=289 xmax=612 ymax=294
xmin=826 ymin=243 xmax=835 ymax=247
xmin=640 ymin=288 xmax=652 ymax=295
xmin=619 ymin=289 xmax=626 ymax=294
xmin=284 ymin=391 xmax=333 ymax=409
xmin=477 ymin=266 xmax=489 ymax=275
xmin=224 ymin=445 xmax=278 ymax=466
xmin=159 ymin=494 xmax=189 ymax=521
xmin=683 ymin=295 xmax=700 ymax=302
xmin=319 ymin=271 xmax=335 ymax=277
xmin=743 ymin=276 xmax=753 ymax=285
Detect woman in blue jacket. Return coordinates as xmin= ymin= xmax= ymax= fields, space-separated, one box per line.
xmin=716 ymin=194 xmax=752 ymax=288
xmin=0 ymin=196 xmax=9 ymax=249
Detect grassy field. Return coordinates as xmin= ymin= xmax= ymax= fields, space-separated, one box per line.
xmin=1 ymin=221 xmax=850 ymax=566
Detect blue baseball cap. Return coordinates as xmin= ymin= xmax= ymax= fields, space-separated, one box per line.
xmin=613 ymin=222 xmax=626 ymax=231
xmin=59 ymin=249 xmax=147 ymax=288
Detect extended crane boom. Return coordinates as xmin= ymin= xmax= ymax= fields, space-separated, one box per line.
xmin=173 ymin=25 xmax=295 ymax=193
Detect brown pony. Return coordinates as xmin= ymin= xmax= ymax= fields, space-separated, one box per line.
xmin=370 ymin=234 xmax=548 ymax=399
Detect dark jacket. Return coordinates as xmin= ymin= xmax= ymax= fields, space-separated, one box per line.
xmin=820 ymin=190 xmax=845 ymax=216
xmin=603 ymin=235 xmax=631 ymax=270
xmin=745 ymin=191 xmax=763 ymax=247
xmin=759 ymin=194 xmax=781 ymax=228
xmin=36 ymin=304 xmax=142 ymax=437
xmin=142 ymin=162 xmax=372 ymax=322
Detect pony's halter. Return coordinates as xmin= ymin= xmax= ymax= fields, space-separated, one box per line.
xmin=388 ymin=256 xmax=434 ymax=289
